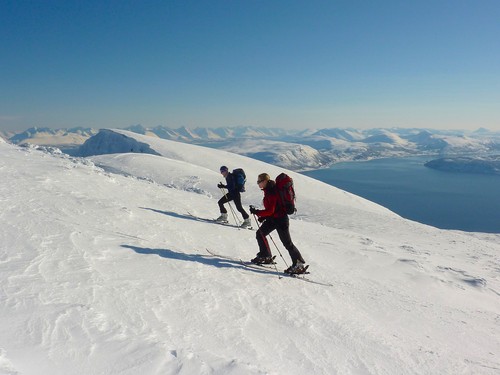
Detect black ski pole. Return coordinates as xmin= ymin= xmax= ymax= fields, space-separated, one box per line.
xmin=220 ymin=184 xmax=241 ymax=226
xmin=251 ymin=209 xmax=288 ymax=276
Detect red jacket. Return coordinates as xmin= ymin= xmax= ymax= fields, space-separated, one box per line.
xmin=255 ymin=181 xmax=286 ymax=219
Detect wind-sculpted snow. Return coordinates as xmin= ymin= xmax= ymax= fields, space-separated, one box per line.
xmin=20 ymin=142 xmax=64 ymax=155
xmin=1 ymin=137 xmax=499 ymax=375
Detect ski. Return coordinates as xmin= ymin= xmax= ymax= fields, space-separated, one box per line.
xmin=206 ymin=249 xmax=279 ymax=270
xmin=205 ymin=248 xmax=240 ymax=261
xmin=241 ymin=259 xmax=332 ymax=286
xmin=206 ymin=248 xmax=274 ymax=264
xmin=206 ymin=249 xmax=265 ymax=266
xmin=188 ymin=213 xmax=253 ymax=230
xmin=283 ymin=272 xmax=333 ymax=287
xmin=205 ymin=249 xmax=333 ymax=287
xmin=282 ymin=265 xmax=333 ymax=286
xmin=242 ymin=257 xmax=277 ymax=269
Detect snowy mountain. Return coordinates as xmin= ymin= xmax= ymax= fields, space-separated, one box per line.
xmin=9 ymin=126 xmax=98 ymax=147
xmin=309 ymin=128 xmax=365 ymax=142
xmin=362 ymin=130 xmax=409 ymax=146
xmin=7 ymin=126 xmax=500 ymax=170
xmin=0 ymin=131 xmax=14 ymax=142
xmin=123 ymin=126 xmax=299 ymax=142
xmin=80 ymin=130 xmax=329 ymax=172
xmin=216 ymin=139 xmax=330 ymax=171
xmin=78 ymin=130 xmax=161 ymax=157
xmin=1 ymin=129 xmax=499 ymax=375
xmin=78 ymin=130 xmax=328 ymax=171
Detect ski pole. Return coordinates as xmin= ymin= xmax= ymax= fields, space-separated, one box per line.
xmin=220 ymin=185 xmax=241 ymax=226
xmin=221 ymin=187 xmax=240 ymax=225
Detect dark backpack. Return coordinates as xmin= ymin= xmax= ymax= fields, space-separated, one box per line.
xmin=275 ymin=173 xmax=296 ymax=215
xmin=232 ymin=168 xmax=246 ymax=192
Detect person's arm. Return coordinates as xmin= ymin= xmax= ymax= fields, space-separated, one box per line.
xmin=254 ymin=194 xmax=277 ymax=217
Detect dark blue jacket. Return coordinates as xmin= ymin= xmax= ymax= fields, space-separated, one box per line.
xmin=221 ymin=173 xmax=238 ymax=195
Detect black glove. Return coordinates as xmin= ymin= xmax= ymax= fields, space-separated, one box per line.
xmin=217 ymin=183 xmax=225 ymax=189
xmin=258 ymin=216 xmax=265 ymax=222
xmin=249 ymin=205 xmax=257 ymax=214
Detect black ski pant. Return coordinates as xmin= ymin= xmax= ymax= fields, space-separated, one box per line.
xmin=256 ymin=216 xmax=305 ymax=266
xmin=218 ymin=192 xmax=249 ymax=219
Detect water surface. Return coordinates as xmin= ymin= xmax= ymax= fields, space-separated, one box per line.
xmin=302 ymin=157 xmax=500 ymax=233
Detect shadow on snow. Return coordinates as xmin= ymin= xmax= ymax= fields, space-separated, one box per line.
xmin=140 ymin=207 xmax=202 ymax=222
xmin=121 ymin=245 xmax=278 ymax=277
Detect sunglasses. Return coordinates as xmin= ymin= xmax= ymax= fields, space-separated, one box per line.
xmin=257 ymin=179 xmax=265 ymax=184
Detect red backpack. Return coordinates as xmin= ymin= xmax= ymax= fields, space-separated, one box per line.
xmin=275 ymin=173 xmax=296 ymax=215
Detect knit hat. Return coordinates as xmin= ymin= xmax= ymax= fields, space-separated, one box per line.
xmin=220 ymin=166 xmax=229 ymax=173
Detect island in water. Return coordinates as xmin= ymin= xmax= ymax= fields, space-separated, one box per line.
xmin=425 ymin=156 xmax=500 ymax=176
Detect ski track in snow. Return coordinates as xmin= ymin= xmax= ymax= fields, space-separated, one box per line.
xmin=1 ymin=134 xmax=499 ymax=375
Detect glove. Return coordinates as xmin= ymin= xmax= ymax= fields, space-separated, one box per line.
xmin=217 ymin=183 xmax=225 ymax=189
xmin=258 ymin=217 xmax=265 ymax=223
xmin=249 ymin=205 xmax=257 ymax=214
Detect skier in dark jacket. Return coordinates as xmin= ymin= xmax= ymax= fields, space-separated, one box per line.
xmin=249 ymin=173 xmax=307 ymax=274
xmin=216 ymin=166 xmax=251 ymax=228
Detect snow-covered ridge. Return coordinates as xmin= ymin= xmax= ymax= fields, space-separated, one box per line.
xmin=1 ymin=130 xmax=499 ymax=375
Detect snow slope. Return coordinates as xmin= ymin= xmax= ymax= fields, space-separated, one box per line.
xmin=0 ymin=132 xmax=499 ymax=375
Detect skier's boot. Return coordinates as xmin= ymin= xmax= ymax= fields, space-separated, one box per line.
xmin=251 ymin=255 xmax=275 ymax=265
xmin=215 ymin=213 xmax=228 ymax=223
xmin=285 ymin=261 xmax=307 ymax=274
xmin=240 ymin=218 xmax=252 ymax=228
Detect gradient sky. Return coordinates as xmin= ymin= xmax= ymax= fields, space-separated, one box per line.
xmin=1 ymin=0 xmax=499 ymax=132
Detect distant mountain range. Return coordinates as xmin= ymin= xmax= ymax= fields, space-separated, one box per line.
xmin=4 ymin=125 xmax=500 ymax=171
xmin=3 ymin=127 xmax=98 ymax=147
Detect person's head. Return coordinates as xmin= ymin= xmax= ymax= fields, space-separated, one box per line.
xmin=220 ymin=165 xmax=229 ymax=177
xmin=257 ymin=173 xmax=270 ymax=190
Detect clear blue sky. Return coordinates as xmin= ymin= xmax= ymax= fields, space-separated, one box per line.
xmin=1 ymin=0 xmax=499 ymax=131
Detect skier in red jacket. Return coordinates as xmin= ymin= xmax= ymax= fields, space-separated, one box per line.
xmin=249 ymin=173 xmax=307 ymax=274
